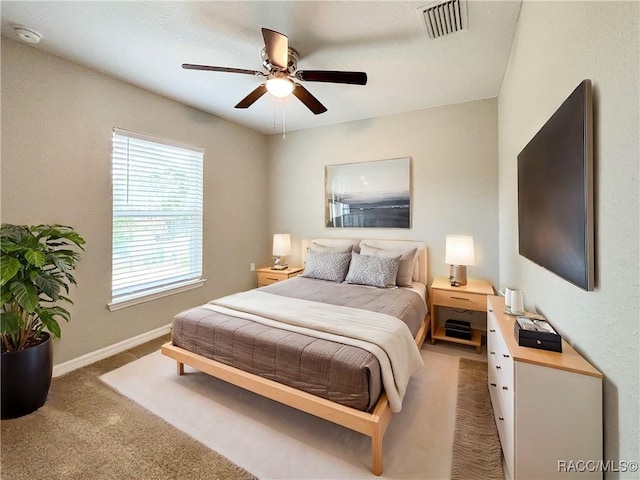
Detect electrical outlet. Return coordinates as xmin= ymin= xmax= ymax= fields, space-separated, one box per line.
xmin=250 ymin=262 xmax=255 ymax=272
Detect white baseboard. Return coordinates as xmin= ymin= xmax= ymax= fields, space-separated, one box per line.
xmin=52 ymin=324 xmax=171 ymax=377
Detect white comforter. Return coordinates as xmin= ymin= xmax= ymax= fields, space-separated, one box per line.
xmin=203 ymin=290 xmax=424 ymax=412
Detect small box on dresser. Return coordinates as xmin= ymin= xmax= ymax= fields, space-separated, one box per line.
xmin=487 ymin=295 xmax=603 ymax=479
xmin=514 ymin=316 xmax=562 ymax=352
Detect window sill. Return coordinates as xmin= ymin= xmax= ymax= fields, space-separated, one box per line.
xmin=107 ymin=278 xmax=207 ymax=312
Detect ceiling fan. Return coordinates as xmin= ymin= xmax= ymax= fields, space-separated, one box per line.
xmin=182 ymin=28 xmax=368 ymax=115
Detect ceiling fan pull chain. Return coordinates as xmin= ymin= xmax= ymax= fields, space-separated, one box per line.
xmin=282 ymin=98 xmax=286 ymax=139
xmin=273 ymin=103 xmax=277 ymax=132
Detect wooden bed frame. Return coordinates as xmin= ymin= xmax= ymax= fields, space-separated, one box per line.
xmin=162 ymin=239 xmax=429 ymax=475
xmin=161 ymin=314 xmax=429 ymax=476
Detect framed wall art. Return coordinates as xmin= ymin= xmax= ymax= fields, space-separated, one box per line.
xmin=325 ymin=157 xmax=411 ymax=228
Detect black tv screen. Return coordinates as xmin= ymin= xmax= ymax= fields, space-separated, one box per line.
xmin=517 ymin=79 xmax=594 ymax=291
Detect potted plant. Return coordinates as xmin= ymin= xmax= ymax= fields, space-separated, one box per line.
xmin=1 ymin=224 xmax=85 ymax=419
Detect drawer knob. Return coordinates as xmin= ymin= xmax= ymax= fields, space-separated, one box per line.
xmin=498 ymin=416 xmax=504 ymax=421
xmin=489 ymin=329 xmax=496 ymax=333
xmin=496 ymin=365 xmax=501 ymax=370
xmin=489 ymin=351 xmax=496 ymax=355
xmin=488 ymin=308 xmax=493 ymax=312
xmin=503 ymin=354 xmax=510 ymax=358
xmin=502 ymin=386 xmax=509 ymax=391
xmin=490 ymin=382 xmax=497 ymax=387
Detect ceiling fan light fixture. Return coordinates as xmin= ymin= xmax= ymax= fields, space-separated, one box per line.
xmin=266 ymin=76 xmax=294 ymax=98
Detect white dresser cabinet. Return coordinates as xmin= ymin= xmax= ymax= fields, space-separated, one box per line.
xmin=487 ymin=296 xmax=603 ymax=479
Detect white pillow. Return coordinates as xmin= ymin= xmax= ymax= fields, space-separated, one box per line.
xmin=309 ymin=241 xmax=353 ymax=253
xmin=359 ymin=243 xmax=418 ymax=287
xmin=344 ymin=252 xmax=400 ymax=288
xmin=300 ymin=250 xmax=351 ymax=282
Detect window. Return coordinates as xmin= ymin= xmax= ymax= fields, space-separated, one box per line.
xmin=110 ymin=128 xmax=204 ymax=309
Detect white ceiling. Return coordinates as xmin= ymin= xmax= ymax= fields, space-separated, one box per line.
xmin=1 ymin=1 xmax=522 ymax=135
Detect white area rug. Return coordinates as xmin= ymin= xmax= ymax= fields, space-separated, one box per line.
xmin=101 ymin=349 xmax=460 ymax=479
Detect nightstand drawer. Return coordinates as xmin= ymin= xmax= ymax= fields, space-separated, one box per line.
xmin=431 ymin=289 xmax=488 ymax=311
xmin=257 ymin=267 xmax=303 ymax=287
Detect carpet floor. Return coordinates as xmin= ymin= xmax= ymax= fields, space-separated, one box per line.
xmin=2 ymin=337 xmax=503 ymax=480
xmin=0 ymin=335 xmax=256 ymax=480
xmin=101 ymin=345 xmax=503 ymax=479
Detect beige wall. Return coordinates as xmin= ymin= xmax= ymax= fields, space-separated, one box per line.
xmin=266 ymin=99 xmax=500 ymax=288
xmin=1 ymin=39 xmax=270 ymax=364
xmin=498 ymin=1 xmax=639 ymax=471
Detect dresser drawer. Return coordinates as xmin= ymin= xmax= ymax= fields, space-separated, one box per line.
xmin=432 ymin=289 xmax=488 ymax=311
xmin=487 ymin=311 xmax=514 ymax=392
xmin=490 ymin=385 xmax=515 ymax=477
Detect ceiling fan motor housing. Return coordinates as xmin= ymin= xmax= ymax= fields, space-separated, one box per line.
xmin=261 ymin=47 xmax=299 ymax=74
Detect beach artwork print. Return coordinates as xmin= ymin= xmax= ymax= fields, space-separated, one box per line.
xmin=325 ymin=157 xmax=411 ymax=228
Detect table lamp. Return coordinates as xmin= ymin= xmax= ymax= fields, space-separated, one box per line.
xmin=445 ymin=235 xmax=475 ymax=286
xmin=272 ymin=234 xmax=291 ymax=270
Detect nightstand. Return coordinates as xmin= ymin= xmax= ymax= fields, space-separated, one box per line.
xmin=257 ymin=266 xmax=304 ymax=287
xmin=429 ymin=277 xmax=494 ymax=353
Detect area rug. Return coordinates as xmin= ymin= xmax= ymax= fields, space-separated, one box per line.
xmin=0 ymin=336 xmax=256 ymax=480
xmin=101 ymin=348 xmax=501 ymax=479
xmin=451 ymin=358 xmax=505 ymax=480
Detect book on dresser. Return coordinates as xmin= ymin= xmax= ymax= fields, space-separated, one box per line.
xmin=486 ymin=295 xmax=603 ymax=480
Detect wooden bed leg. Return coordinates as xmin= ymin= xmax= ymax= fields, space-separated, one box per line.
xmin=371 ymin=427 xmax=383 ymax=476
xmin=176 ymin=361 xmax=184 ymax=376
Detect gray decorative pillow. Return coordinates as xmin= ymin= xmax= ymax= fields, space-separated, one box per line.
xmin=359 ymin=244 xmax=418 ymax=287
xmin=300 ymin=250 xmax=351 ymax=283
xmin=344 ymin=252 xmax=401 ymax=288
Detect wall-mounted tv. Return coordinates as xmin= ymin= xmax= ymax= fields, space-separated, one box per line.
xmin=517 ymin=79 xmax=594 ymax=291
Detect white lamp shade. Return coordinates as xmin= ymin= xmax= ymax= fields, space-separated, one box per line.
xmin=266 ymin=77 xmax=294 ymax=98
xmin=445 ymin=235 xmax=475 ymax=266
xmin=272 ymin=234 xmax=291 ymax=257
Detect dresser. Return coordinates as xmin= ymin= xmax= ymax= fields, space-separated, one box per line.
xmin=257 ymin=267 xmax=303 ymax=287
xmin=487 ymin=296 xmax=603 ymax=479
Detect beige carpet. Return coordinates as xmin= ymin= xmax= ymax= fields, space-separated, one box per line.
xmin=0 ymin=336 xmax=256 ymax=480
xmin=101 ymin=347 xmax=502 ymax=479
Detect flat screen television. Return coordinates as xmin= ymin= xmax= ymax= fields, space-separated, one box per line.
xmin=517 ymin=79 xmax=594 ymax=291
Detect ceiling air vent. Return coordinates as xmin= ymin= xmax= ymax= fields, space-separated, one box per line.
xmin=418 ymin=0 xmax=468 ymax=39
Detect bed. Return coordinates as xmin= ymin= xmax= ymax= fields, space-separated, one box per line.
xmin=162 ymin=239 xmax=430 ymax=475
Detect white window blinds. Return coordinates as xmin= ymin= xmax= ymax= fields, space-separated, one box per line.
xmin=111 ymin=128 xmax=204 ymax=304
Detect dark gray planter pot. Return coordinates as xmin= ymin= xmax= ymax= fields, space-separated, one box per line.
xmin=1 ymin=332 xmax=53 ymax=419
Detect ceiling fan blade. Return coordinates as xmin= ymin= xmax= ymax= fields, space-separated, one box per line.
xmin=292 ymin=84 xmax=327 ymax=115
xmin=182 ymin=64 xmax=265 ymax=77
xmin=295 ymin=70 xmax=368 ymax=85
xmin=261 ymin=28 xmax=289 ymax=69
xmin=235 ymin=84 xmax=268 ymax=109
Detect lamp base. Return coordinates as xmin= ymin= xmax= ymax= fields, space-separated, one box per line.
xmin=272 ymin=256 xmax=288 ymax=270
xmin=449 ymin=265 xmax=468 ymax=286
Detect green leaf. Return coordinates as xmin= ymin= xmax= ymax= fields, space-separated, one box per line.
xmin=34 ymin=273 xmax=61 ymax=301
xmin=0 ymin=256 xmax=21 ymax=286
xmin=0 ymin=310 xmax=21 ymax=336
xmin=0 ymin=290 xmax=12 ymax=305
xmin=9 ymin=281 xmax=39 ymax=313
xmin=37 ymin=310 xmax=62 ymax=338
xmin=24 ymin=249 xmax=46 ymax=268
xmin=50 ymin=305 xmax=71 ymax=322
xmin=46 ymin=253 xmax=71 ymax=274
